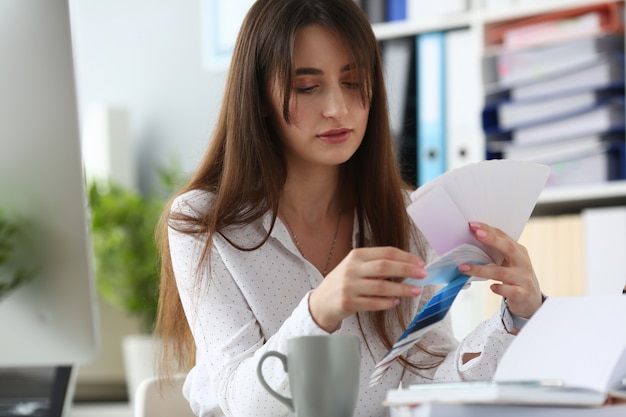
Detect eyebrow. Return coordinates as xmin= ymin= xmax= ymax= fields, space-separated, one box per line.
xmin=294 ymin=64 xmax=353 ymax=76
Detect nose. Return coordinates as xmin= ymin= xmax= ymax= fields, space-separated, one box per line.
xmin=322 ymin=84 xmax=349 ymax=119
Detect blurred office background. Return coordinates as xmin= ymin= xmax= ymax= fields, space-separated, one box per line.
xmin=70 ymin=0 xmax=253 ymax=400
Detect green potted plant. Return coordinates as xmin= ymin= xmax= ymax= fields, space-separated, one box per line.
xmin=88 ymin=181 xmax=162 ymax=332
xmin=0 ymin=211 xmax=36 ymax=301
xmin=87 ymin=162 xmax=185 ymax=401
xmin=88 ymin=163 xmax=185 ymax=332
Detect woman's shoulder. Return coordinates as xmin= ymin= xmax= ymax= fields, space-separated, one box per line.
xmin=171 ymin=189 xmax=215 ymax=218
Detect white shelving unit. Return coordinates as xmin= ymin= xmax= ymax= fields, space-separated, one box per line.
xmin=536 ymin=179 xmax=626 ymax=215
xmin=373 ymin=0 xmax=621 ymax=38
xmin=372 ymin=0 xmax=626 ymax=215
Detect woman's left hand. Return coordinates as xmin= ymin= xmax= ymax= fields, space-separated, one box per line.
xmin=458 ymin=221 xmax=543 ymax=319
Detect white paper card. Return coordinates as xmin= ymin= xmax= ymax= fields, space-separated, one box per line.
xmin=407 ymin=185 xmax=477 ymax=256
xmin=494 ymin=295 xmax=626 ymax=393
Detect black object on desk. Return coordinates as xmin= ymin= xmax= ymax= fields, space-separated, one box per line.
xmin=0 ymin=366 xmax=71 ymax=417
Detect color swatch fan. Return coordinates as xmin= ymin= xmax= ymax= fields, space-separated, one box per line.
xmin=408 ymin=159 xmax=550 ymax=265
xmin=370 ymin=159 xmax=550 ymax=386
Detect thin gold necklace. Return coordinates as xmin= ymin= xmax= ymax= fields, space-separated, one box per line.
xmin=282 ymin=208 xmax=342 ymax=276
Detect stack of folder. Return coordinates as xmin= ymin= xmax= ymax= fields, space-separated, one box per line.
xmin=380 ymin=26 xmax=485 ymax=187
xmin=480 ymin=2 xmax=626 ymax=187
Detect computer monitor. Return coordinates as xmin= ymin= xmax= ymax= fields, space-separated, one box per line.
xmin=0 ymin=0 xmax=100 ymax=415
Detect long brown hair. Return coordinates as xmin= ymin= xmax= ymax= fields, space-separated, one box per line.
xmin=155 ymin=0 xmax=434 ymax=379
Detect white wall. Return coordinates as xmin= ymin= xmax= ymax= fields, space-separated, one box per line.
xmin=68 ymin=0 xmax=231 ymax=398
xmin=70 ymin=0 xmax=228 ymax=192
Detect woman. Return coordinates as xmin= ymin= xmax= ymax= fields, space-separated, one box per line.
xmin=155 ymin=0 xmax=544 ymax=416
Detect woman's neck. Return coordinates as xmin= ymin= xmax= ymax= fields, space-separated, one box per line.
xmin=281 ymin=167 xmax=342 ymax=222
xmin=279 ymin=173 xmax=353 ymax=277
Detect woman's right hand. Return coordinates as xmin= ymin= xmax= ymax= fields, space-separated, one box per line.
xmin=308 ymin=247 xmax=427 ymax=333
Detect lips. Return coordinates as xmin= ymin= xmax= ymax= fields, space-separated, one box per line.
xmin=317 ymin=128 xmax=352 ymax=144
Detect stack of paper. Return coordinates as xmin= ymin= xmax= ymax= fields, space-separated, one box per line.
xmin=384 ymin=295 xmax=626 ymax=409
xmin=389 ymin=402 xmax=626 ymax=417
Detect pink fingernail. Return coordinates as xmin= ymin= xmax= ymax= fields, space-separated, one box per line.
xmin=414 ymin=267 xmax=427 ymax=277
xmin=475 ymin=229 xmax=487 ymax=240
xmin=458 ymin=264 xmax=470 ymax=272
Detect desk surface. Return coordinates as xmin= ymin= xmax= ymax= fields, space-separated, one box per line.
xmin=69 ymin=403 xmax=133 ymax=417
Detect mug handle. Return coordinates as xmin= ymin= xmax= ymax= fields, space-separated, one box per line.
xmin=256 ymin=351 xmax=294 ymax=411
